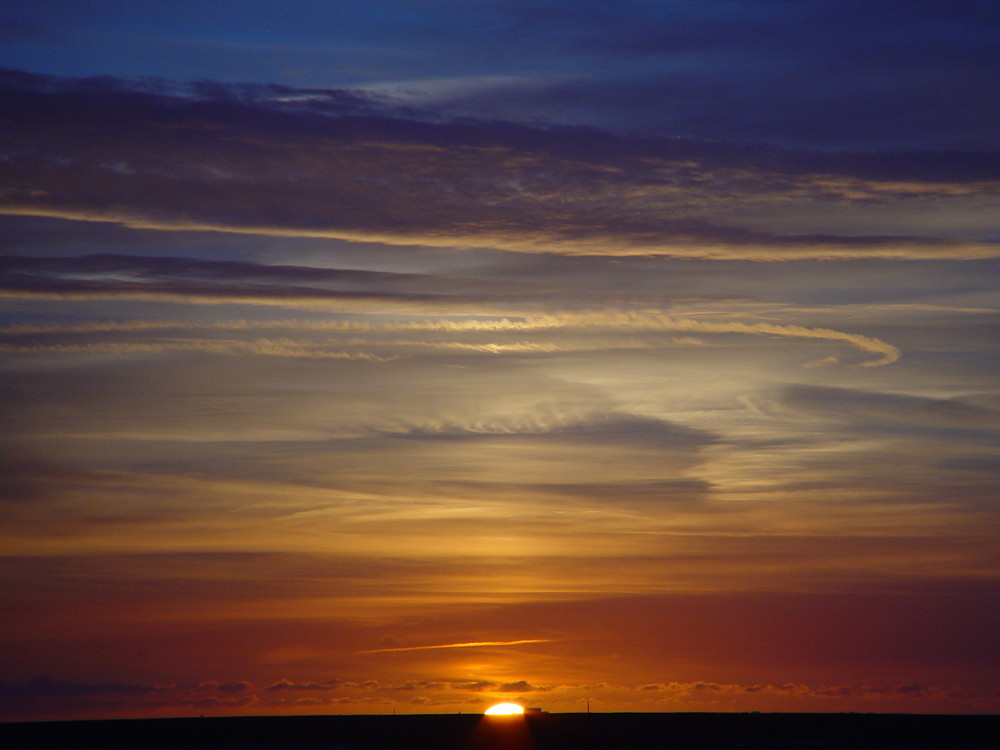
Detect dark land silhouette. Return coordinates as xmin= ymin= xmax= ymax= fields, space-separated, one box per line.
xmin=1 ymin=712 xmax=997 ymax=749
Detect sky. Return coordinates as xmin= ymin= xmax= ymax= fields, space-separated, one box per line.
xmin=1 ymin=0 xmax=999 ymax=720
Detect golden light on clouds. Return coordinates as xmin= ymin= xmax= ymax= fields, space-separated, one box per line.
xmin=361 ymin=640 xmax=553 ymax=654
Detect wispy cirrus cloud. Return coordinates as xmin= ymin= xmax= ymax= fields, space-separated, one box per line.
xmin=360 ymin=638 xmax=552 ymax=654
xmin=0 ymin=293 xmax=902 ymax=366
xmin=5 ymin=672 xmax=997 ymax=721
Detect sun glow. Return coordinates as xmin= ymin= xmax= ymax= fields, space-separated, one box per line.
xmin=484 ymin=702 xmax=525 ymax=716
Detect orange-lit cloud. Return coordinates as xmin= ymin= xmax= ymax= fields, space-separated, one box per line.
xmin=361 ymin=639 xmax=553 ymax=654
xmin=0 ymin=305 xmax=901 ymax=367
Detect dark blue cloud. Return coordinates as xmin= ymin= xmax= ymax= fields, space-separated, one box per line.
xmin=0 ymin=254 xmax=463 ymax=305
xmin=0 ymin=675 xmax=156 ymax=698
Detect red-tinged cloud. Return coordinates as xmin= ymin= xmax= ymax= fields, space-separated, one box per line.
xmin=387 ymin=681 xmax=446 ymax=691
xmin=160 ymin=696 xmax=258 ymax=709
xmin=361 ymin=639 xmax=553 ymax=653
xmin=451 ymin=681 xmax=497 ymax=691
xmin=408 ymin=695 xmax=483 ymax=706
xmin=194 ymin=681 xmax=254 ymax=694
xmin=497 ymin=681 xmax=552 ymax=693
xmin=263 ymin=679 xmax=342 ymax=692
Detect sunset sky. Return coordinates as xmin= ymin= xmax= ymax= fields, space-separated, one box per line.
xmin=1 ymin=1 xmax=999 ymax=720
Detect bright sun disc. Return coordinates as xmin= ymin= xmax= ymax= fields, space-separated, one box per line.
xmin=485 ymin=702 xmax=524 ymax=715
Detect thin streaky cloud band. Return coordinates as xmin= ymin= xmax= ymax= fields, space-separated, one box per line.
xmin=0 ymin=311 xmax=900 ymax=366
xmin=359 ymin=639 xmax=553 ymax=654
xmin=3 ymin=207 xmax=996 ymax=262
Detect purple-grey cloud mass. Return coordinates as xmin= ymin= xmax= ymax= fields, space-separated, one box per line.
xmin=2 ymin=70 xmax=997 ymax=261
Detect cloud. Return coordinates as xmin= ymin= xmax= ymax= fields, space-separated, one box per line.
xmin=361 ymin=639 xmax=552 ymax=654
xmin=0 ymin=254 xmax=487 ymax=306
xmin=0 ymin=676 xmax=157 ymax=699
xmin=389 ymin=412 xmax=716 ymax=448
xmin=162 ymin=695 xmax=258 ymax=709
xmin=3 ymin=671 xmax=994 ymax=721
xmin=4 ymin=2 xmax=999 ymax=150
xmin=0 ymin=339 xmax=398 ymax=362
xmin=430 ymin=2 xmax=1000 ymax=149
xmin=497 ymin=680 xmax=551 ymax=693
xmin=615 ymin=314 xmax=899 ymax=367
xmin=0 ymin=307 xmax=903 ymax=367
xmin=263 ymin=679 xmax=341 ymax=692
xmin=0 ymin=254 xmax=462 ymax=311
xmin=388 ymin=681 xmax=446 ymax=691
xmin=408 ymin=695 xmax=482 ymax=706
xmin=801 ymin=355 xmax=840 ymax=369
xmin=630 ymin=679 xmax=1000 ymax=702
xmin=1 ymin=71 xmax=996 ymax=261
xmin=2 ymin=552 xmax=526 ymax=617
xmin=451 ymin=680 xmax=496 ymax=691
xmin=775 ymin=384 xmax=1000 ymax=433
xmin=473 ymin=479 xmax=712 ymax=505
xmin=195 ymin=681 xmax=254 ymax=694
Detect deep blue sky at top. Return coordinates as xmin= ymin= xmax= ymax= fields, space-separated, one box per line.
xmin=2 ymin=0 xmax=997 ymax=149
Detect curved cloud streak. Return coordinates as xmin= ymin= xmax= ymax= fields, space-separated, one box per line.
xmin=360 ymin=639 xmax=552 ymax=654
xmin=0 ymin=309 xmax=900 ymax=367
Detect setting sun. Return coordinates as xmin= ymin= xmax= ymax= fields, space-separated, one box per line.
xmin=484 ymin=702 xmax=525 ymax=716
